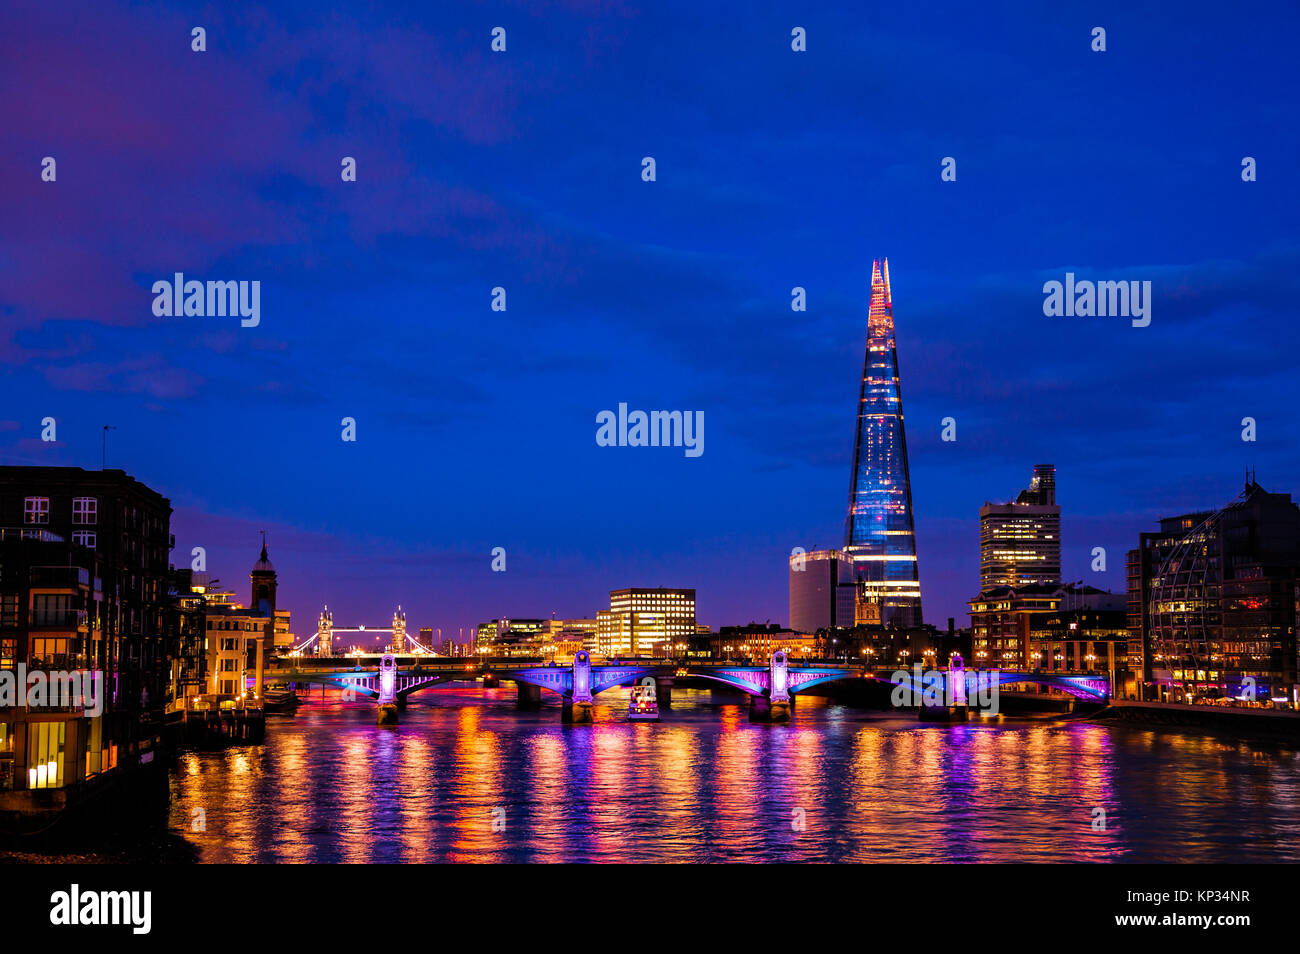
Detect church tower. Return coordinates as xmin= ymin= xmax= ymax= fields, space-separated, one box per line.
xmin=251 ymin=532 xmax=277 ymax=616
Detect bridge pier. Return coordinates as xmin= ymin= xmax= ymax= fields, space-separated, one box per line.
xmin=749 ymin=694 xmax=791 ymax=724
xmin=376 ymin=654 xmax=400 ymax=723
xmin=516 ymin=682 xmax=543 ymax=709
xmin=654 ymin=676 xmax=674 ymax=707
xmin=919 ymin=704 xmax=968 ymax=722
xmin=563 ymin=650 xmax=595 ymax=723
xmin=750 ymin=650 xmax=792 ymax=722
xmin=562 ymin=700 xmax=594 ymax=724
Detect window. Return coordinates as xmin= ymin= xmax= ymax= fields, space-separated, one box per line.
xmin=72 ymin=531 xmax=96 ymax=549
xmin=32 ymin=594 xmax=72 ymax=628
xmin=0 ymin=595 xmax=16 ymax=629
xmin=30 ymin=637 xmax=70 ymax=667
xmin=23 ymin=497 xmax=50 ymax=525
xmin=72 ymin=497 xmax=97 ymax=525
xmin=85 ymin=716 xmax=104 ymax=778
xmin=27 ymin=721 xmax=66 ymax=789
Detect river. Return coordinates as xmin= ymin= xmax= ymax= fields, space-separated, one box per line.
xmin=163 ymin=685 xmax=1300 ymax=863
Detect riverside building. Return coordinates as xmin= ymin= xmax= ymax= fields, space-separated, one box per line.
xmin=0 ymin=466 xmax=174 ymax=827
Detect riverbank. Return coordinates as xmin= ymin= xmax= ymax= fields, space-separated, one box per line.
xmin=0 ymin=753 xmax=198 ymax=862
xmin=1092 ymin=699 xmax=1300 ymax=739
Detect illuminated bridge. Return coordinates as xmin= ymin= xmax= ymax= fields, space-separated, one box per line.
xmin=268 ymin=651 xmax=1111 ymax=724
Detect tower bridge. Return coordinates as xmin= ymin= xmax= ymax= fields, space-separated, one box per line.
xmin=293 ymin=605 xmax=435 ymax=656
xmin=268 ymin=650 xmax=1111 ymax=725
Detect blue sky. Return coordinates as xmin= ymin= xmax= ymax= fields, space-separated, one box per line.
xmin=3 ymin=0 xmax=1298 ymax=642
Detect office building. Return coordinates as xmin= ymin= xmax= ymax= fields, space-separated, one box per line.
xmin=710 ymin=624 xmax=818 ymax=661
xmin=1027 ymin=604 xmax=1129 ymax=692
xmin=1126 ymin=480 xmax=1300 ymax=703
xmin=980 ymin=464 xmax=1061 ymax=590
xmin=969 ymin=582 xmax=1122 ymax=671
xmin=597 ymin=588 xmax=696 ymax=657
xmin=475 ymin=618 xmax=546 ymax=656
xmin=788 ymin=548 xmax=857 ymax=633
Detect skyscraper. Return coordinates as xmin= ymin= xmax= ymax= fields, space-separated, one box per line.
xmin=979 ymin=464 xmax=1062 ymax=590
xmin=788 ymin=548 xmax=857 ymax=632
xmin=843 ymin=259 xmax=923 ymax=628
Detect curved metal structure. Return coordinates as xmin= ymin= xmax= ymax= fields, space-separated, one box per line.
xmin=1148 ymin=507 xmax=1222 ymax=696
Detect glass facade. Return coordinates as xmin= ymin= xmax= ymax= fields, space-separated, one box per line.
xmin=787 ymin=549 xmax=856 ymax=633
xmin=843 ymin=259 xmax=923 ymax=628
xmin=1136 ymin=483 xmax=1300 ymax=703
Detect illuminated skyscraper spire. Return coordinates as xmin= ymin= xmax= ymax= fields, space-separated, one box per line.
xmin=844 ymin=258 xmax=923 ymax=627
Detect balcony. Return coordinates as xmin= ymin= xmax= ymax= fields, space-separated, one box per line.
xmin=29 ymin=566 xmax=91 ymax=589
xmin=30 ymin=610 xmax=88 ymax=630
xmin=24 ymin=654 xmax=90 ymax=674
xmin=0 ymin=528 xmax=65 ymax=543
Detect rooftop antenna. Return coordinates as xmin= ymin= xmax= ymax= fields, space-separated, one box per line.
xmin=101 ymin=425 xmax=116 ymax=470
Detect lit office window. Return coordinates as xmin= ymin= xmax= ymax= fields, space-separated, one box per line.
xmin=23 ymin=497 xmax=50 ymax=525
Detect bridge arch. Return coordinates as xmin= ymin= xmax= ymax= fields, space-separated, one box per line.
xmin=499 ymin=663 xmax=667 ymax=699
xmin=785 ymin=670 xmax=862 ymax=694
xmin=680 ymin=669 xmax=769 ymax=697
xmin=506 ymin=670 xmax=572 ymax=698
xmin=990 ymin=672 xmax=1109 ymax=701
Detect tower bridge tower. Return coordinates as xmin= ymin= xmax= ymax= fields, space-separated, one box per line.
xmin=318 ymin=606 xmax=334 ymax=656
xmin=391 ymin=606 xmax=407 ymax=653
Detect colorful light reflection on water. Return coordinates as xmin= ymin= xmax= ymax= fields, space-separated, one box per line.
xmin=170 ymin=687 xmax=1300 ymax=863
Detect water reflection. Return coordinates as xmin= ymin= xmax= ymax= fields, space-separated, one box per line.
xmin=168 ymin=686 xmax=1300 ymax=863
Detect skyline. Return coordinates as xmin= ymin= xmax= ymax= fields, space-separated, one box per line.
xmin=3 ymin=0 xmax=1300 ymax=637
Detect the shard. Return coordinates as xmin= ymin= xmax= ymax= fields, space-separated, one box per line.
xmin=843 ymin=258 xmax=923 ymax=628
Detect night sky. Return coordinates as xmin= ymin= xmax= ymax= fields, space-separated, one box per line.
xmin=3 ymin=1 xmax=1298 ymax=645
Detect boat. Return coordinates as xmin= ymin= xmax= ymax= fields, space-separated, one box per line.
xmin=627 ymin=684 xmax=660 ymax=722
xmin=262 ymin=686 xmax=300 ymax=713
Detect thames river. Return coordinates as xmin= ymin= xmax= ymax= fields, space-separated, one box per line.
xmin=168 ymin=686 xmax=1300 ymax=863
